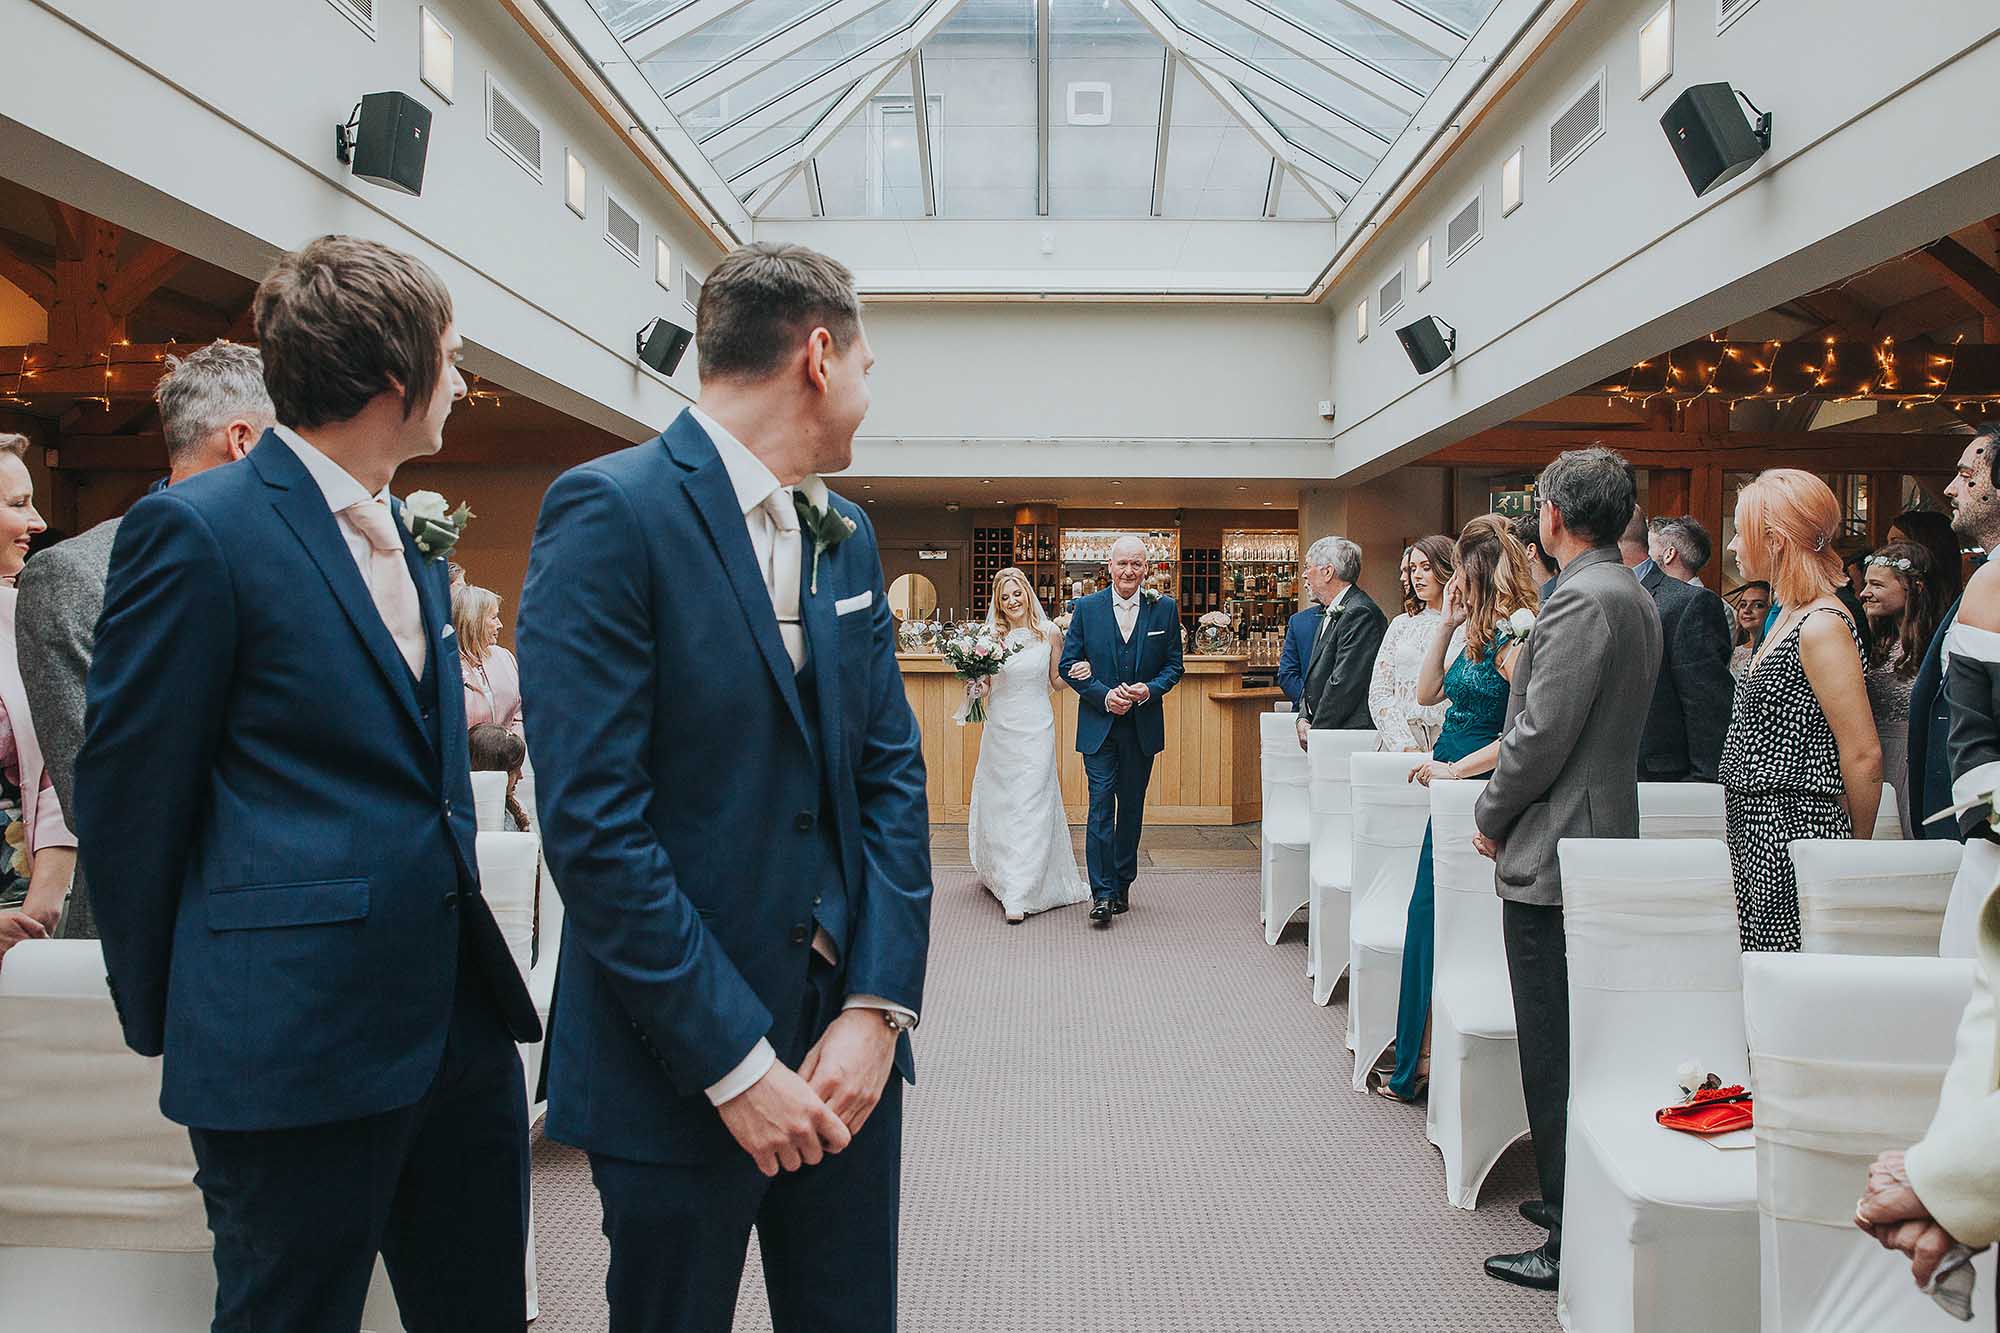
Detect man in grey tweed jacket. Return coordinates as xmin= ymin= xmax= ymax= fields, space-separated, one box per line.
xmin=15 ymin=341 xmax=270 ymax=938
xmin=1473 ymin=447 xmax=1661 ymax=1292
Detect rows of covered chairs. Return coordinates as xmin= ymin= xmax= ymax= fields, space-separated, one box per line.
xmin=1263 ymin=721 xmax=1983 ymax=1329
xmin=0 ymin=820 xmax=564 ymax=1331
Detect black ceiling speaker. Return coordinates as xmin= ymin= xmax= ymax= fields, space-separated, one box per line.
xmin=1659 ymin=82 xmax=1772 ymax=197
xmin=637 ymin=318 xmax=694 ymax=376
xmin=336 ymin=91 xmax=433 ymax=196
xmin=1396 ymin=315 xmax=1457 ymax=375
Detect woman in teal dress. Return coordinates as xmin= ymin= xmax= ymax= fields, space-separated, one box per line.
xmin=1373 ymin=515 xmax=1538 ymax=1102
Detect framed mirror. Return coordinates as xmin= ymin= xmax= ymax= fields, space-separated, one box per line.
xmin=887 ymin=571 xmax=939 ymax=622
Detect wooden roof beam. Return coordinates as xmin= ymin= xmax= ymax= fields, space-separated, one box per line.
xmin=1914 ymin=237 xmax=2000 ymax=320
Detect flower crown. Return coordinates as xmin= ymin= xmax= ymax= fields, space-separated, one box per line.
xmin=1865 ymin=554 xmax=1917 ymax=575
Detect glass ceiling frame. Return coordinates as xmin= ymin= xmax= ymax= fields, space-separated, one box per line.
xmin=584 ymin=0 xmax=1483 ymax=222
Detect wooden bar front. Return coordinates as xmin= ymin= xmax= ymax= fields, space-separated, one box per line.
xmin=899 ymin=655 xmax=1280 ymax=825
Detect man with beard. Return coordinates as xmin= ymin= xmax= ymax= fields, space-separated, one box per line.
xmin=1911 ymin=424 xmax=2000 ymax=842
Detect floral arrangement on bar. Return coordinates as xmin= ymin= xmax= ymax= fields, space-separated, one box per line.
xmin=941 ymin=622 xmax=1027 ymax=725
xmin=1194 ymin=610 xmax=1236 ymax=655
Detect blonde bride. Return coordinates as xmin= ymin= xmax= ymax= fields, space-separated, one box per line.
xmin=966 ymin=568 xmax=1090 ymax=922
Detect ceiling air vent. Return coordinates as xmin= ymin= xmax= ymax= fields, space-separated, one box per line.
xmin=605 ymin=193 xmax=642 ymax=264
xmin=1378 ymin=269 xmax=1405 ymax=321
xmin=1718 ymin=0 xmax=1764 ymax=33
xmin=1549 ymin=72 xmax=1605 ymax=179
xmin=1446 ymin=193 xmax=1482 ymax=264
xmin=325 ymin=0 xmax=375 ymax=36
xmin=486 ymin=76 xmax=543 ymax=181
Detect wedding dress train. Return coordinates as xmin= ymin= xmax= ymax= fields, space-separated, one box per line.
xmin=968 ymin=627 xmax=1091 ymax=918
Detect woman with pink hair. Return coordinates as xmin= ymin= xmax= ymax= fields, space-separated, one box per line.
xmin=1720 ymin=468 xmax=1882 ymax=950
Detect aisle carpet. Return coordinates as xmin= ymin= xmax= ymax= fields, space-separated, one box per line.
xmin=528 ymin=867 xmax=1561 ymax=1331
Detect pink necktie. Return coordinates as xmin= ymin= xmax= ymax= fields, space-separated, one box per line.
xmin=343 ymin=498 xmax=427 ymax=680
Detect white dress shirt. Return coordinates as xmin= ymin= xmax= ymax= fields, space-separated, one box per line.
xmin=273 ymin=426 xmax=426 ymax=676
xmin=1315 ymin=584 xmax=1352 ymax=649
xmin=1111 ymin=588 xmax=1142 ymax=643
xmin=689 ymin=408 xmax=917 ymax=1105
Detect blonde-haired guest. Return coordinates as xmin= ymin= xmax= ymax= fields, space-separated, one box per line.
xmin=1720 ymin=468 xmax=1882 ymax=951
xmin=0 ymin=434 xmax=77 ymax=962
xmin=455 ymin=583 xmax=523 ymax=737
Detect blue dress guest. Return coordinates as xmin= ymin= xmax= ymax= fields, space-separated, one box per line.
xmin=1374 ymin=515 xmax=1536 ymax=1103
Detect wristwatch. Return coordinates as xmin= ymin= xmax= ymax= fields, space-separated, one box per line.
xmin=878 ymin=1009 xmax=918 ymax=1034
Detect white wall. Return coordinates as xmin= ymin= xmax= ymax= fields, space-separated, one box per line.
xmin=851 ymin=300 xmax=1336 ymax=479
xmin=1323 ymin=0 xmax=2000 ymax=481
xmin=1 ymin=0 xmax=727 ymax=439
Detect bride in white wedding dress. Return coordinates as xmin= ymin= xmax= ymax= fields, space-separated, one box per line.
xmin=967 ymin=568 xmax=1091 ymax=923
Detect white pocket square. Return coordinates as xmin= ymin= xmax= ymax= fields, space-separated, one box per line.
xmin=1146 ymin=629 xmax=1165 ymax=636
xmin=441 ymin=624 xmax=455 ymax=640
xmin=835 ymin=590 xmax=873 ymax=616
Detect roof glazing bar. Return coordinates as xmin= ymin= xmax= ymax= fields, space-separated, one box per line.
xmin=625 ymin=0 xmax=760 ymax=62
xmin=1195 ymin=0 xmax=1423 ymax=109
xmin=1150 ymin=50 xmax=1177 ymax=218
xmin=910 ymin=50 xmax=936 ymax=217
xmin=667 ymin=0 xmax=901 ymax=109
xmin=1036 ymin=0 xmax=1052 ymax=217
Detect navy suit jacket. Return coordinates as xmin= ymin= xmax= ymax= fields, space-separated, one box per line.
xmin=517 ymin=412 xmax=931 ymax=1165
xmin=75 ymin=432 xmax=537 ymax=1132
xmin=1911 ymin=598 xmax=1964 ymax=840
xmin=1059 ymin=589 xmax=1184 ymax=756
xmin=1276 ymin=604 xmax=1323 ymax=709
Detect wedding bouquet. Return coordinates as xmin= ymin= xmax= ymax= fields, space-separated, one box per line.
xmin=941 ymin=622 xmax=1024 ymax=725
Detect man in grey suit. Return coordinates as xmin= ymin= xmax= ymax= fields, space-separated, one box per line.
xmin=1473 ymin=447 xmax=1661 ymax=1290
xmin=1294 ymin=535 xmax=1388 ymax=744
xmin=15 ymin=340 xmax=271 ymax=938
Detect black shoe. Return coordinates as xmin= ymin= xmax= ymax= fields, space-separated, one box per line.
xmin=1519 ymin=1199 xmax=1554 ymax=1230
xmin=1110 ymin=893 xmax=1130 ymax=915
xmin=1089 ymin=900 xmax=1114 ymax=928
xmin=1484 ymin=1244 xmax=1559 ymax=1291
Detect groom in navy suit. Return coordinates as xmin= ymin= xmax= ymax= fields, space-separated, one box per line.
xmin=1061 ymin=536 xmax=1185 ymax=927
xmin=76 ymin=237 xmax=540 ymax=1330
xmin=519 ymin=244 xmax=931 ymax=1331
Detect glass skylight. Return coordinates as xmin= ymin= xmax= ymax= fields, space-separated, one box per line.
xmin=583 ymin=0 xmax=1501 ymax=221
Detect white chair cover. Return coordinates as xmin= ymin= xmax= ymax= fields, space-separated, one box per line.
xmin=1345 ymin=750 xmax=1429 ymax=1081
xmin=1638 ymin=781 xmax=1725 ymax=839
xmin=1873 ymin=782 xmax=1905 ymax=841
xmin=1557 ymin=838 xmax=1759 ymax=1333
xmin=471 ymin=770 xmax=509 ymax=832
xmin=513 ymin=770 xmax=539 ymax=833
xmin=1744 ymin=953 xmax=1988 ymax=1332
xmin=478 ymin=831 xmax=540 ymax=983
xmin=0 ymin=941 xmax=405 ymax=1330
xmin=1259 ymin=713 xmax=1312 ymax=944
xmin=1425 ymin=779 xmax=1527 ymax=1209
xmin=1306 ymin=730 xmax=1377 ymax=1001
xmin=1790 ymin=839 xmax=1961 ymax=956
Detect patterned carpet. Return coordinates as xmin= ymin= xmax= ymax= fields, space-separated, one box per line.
xmin=527 ymin=866 xmax=1561 ymax=1331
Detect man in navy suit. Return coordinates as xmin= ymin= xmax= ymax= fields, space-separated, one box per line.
xmin=1060 ymin=537 xmax=1185 ymax=927
xmin=518 ymin=244 xmax=931 ymax=1331
xmin=1276 ymin=597 xmax=1326 ymax=710
xmin=76 ymin=236 xmax=540 ymax=1331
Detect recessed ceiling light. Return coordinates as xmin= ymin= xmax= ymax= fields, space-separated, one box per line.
xmin=1263 ymin=501 xmax=1273 ymax=506
xmin=1111 ymin=480 xmax=1123 ymax=485
xmin=867 ymin=498 xmax=876 ymax=504
xmin=981 ymin=479 xmax=991 ymax=484
xmin=862 ymin=483 xmax=872 ymax=489
xmin=1235 ymin=485 xmax=1248 ymax=491
xmin=1114 ymin=499 xmax=1125 ymax=505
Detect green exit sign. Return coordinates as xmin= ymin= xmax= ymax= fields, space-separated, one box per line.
xmin=1490 ymin=488 xmax=1534 ymax=519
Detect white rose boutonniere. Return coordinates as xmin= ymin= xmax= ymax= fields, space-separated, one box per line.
xmin=793 ymin=475 xmax=859 ymax=594
xmin=1499 ymin=607 xmax=1537 ymax=644
xmin=401 ymin=490 xmax=474 ymax=561
xmin=1141 ymin=587 xmax=1162 ymax=604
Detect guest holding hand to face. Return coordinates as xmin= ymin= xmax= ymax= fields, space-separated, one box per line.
xmin=1368 ymin=535 xmax=1454 ymax=753
xmin=1858 ymin=542 xmax=1944 ymax=838
xmin=1721 ymin=469 xmax=1881 ymax=952
xmin=456 ymin=583 xmax=524 ymax=737
xmin=0 ymin=434 xmax=77 ymax=963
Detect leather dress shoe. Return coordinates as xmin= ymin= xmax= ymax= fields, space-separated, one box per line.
xmin=1484 ymin=1244 xmax=1559 ymax=1291
xmin=1518 ymin=1199 xmax=1554 ymax=1230
xmin=1110 ymin=893 xmax=1130 ymax=915
xmin=1089 ymin=900 xmax=1114 ymax=928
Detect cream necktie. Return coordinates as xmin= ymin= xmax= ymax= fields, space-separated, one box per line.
xmin=762 ymin=489 xmax=806 ymax=672
xmin=343 ymin=498 xmax=427 ymax=679
xmin=1115 ymin=598 xmax=1137 ymax=643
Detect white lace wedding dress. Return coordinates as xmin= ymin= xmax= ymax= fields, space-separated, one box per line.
xmin=968 ymin=626 xmax=1091 ymax=918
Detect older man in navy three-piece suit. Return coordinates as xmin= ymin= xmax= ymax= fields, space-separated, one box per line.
xmin=76 ymin=238 xmax=541 ymax=1332
xmin=1060 ymin=536 xmax=1186 ymax=928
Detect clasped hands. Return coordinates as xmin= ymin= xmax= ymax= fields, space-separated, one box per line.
xmin=1855 ymin=1150 xmax=1971 ymax=1288
xmin=1065 ymin=661 xmax=1146 ymax=714
xmin=715 ymin=1008 xmax=897 ymax=1178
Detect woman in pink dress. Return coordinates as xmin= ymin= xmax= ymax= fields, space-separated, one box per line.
xmin=0 ymin=435 xmax=76 ymax=962
xmin=454 ymin=583 xmax=524 ymax=737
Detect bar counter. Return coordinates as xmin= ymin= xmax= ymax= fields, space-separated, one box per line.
xmin=898 ymin=654 xmax=1283 ymax=825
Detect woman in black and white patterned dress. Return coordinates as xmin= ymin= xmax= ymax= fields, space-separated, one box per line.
xmin=1720 ymin=470 xmax=1883 ymax=951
